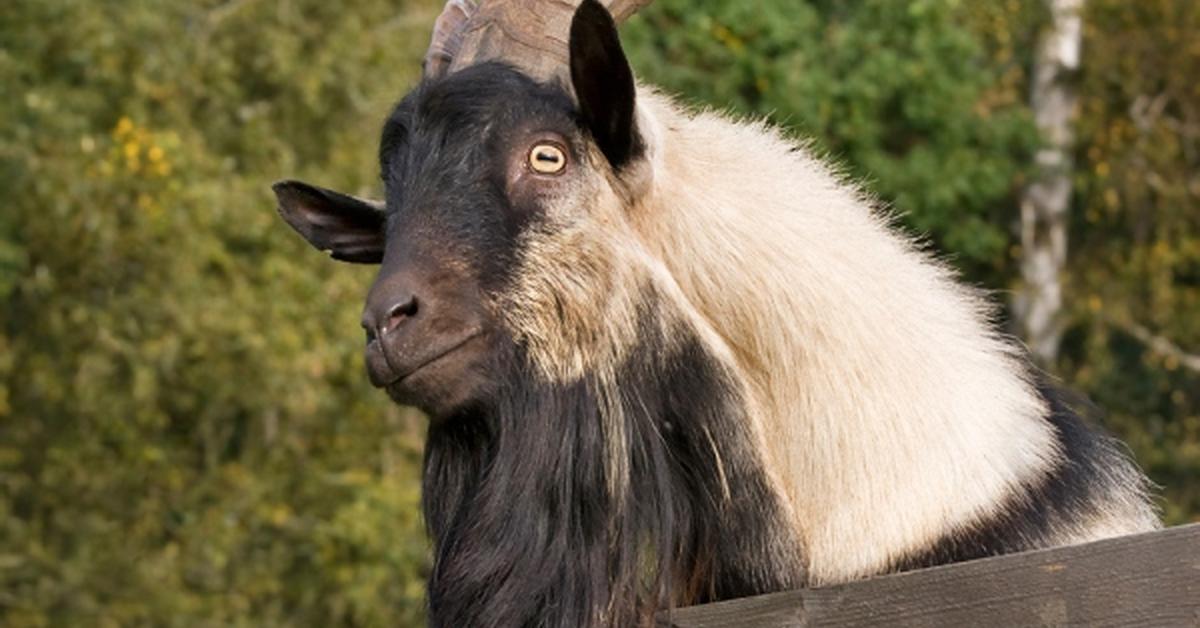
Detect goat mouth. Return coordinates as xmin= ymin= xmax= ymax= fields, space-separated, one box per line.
xmin=373 ymin=330 xmax=484 ymax=389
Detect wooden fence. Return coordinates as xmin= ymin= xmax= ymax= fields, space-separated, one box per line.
xmin=660 ymin=523 xmax=1200 ymax=627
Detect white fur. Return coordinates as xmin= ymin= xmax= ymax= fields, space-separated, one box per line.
xmin=481 ymin=82 xmax=1156 ymax=586
xmin=623 ymin=89 xmax=1157 ymax=584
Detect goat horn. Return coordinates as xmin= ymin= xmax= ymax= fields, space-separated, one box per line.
xmin=424 ymin=0 xmax=478 ymax=79
xmin=424 ymin=0 xmax=654 ymax=81
xmin=604 ymin=0 xmax=655 ymax=22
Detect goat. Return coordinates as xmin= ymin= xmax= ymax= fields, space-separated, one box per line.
xmin=273 ymin=1 xmax=1160 ymax=625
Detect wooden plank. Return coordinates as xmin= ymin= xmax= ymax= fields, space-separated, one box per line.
xmin=660 ymin=524 xmax=1200 ymax=628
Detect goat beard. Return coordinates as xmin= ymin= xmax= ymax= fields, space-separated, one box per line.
xmin=419 ymin=321 xmax=805 ymax=628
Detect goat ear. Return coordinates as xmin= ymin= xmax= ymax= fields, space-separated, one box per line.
xmin=272 ymin=180 xmax=386 ymax=264
xmin=569 ymin=0 xmax=641 ymax=170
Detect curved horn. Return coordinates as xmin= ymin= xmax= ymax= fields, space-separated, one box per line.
xmin=424 ymin=0 xmax=478 ymax=79
xmin=604 ymin=0 xmax=655 ymax=22
xmin=424 ymin=0 xmax=653 ymax=81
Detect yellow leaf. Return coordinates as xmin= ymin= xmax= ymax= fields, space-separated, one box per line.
xmin=114 ymin=116 xmax=134 ymax=137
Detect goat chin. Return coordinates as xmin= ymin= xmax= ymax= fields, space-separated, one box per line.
xmin=624 ymin=87 xmax=1159 ymax=585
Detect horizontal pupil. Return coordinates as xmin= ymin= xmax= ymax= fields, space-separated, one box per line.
xmin=536 ymin=152 xmax=559 ymax=162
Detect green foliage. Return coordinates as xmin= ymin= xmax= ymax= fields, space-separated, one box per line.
xmin=1 ymin=0 xmax=440 ymax=625
xmin=1061 ymin=0 xmax=1200 ymax=524
xmin=623 ymin=0 xmax=1043 ymax=282
xmin=1 ymin=0 xmax=1196 ymax=625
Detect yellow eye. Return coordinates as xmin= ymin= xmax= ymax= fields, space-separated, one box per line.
xmin=529 ymin=143 xmax=567 ymax=174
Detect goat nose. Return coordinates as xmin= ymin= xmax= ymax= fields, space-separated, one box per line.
xmin=361 ymin=295 xmax=419 ymax=342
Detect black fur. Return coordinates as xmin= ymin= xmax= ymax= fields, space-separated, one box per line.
xmin=376 ymin=63 xmax=580 ymax=289
xmin=422 ymin=287 xmax=804 ymax=627
xmin=894 ymin=381 xmax=1148 ymax=571
xmin=372 ymin=62 xmax=803 ymax=626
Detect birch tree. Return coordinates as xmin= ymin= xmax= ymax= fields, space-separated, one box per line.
xmin=1015 ymin=0 xmax=1084 ymax=364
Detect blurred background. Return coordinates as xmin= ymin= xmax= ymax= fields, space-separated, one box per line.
xmin=1 ymin=0 xmax=1197 ymax=625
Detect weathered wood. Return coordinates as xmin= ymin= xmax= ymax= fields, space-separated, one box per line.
xmin=660 ymin=524 xmax=1200 ymax=627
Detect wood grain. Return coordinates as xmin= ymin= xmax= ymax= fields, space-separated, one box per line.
xmin=660 ymin=524 xmax=1200 ymax=628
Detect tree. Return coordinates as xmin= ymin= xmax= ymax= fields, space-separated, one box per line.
xmin=623 ymin=0 xmax=1040 ymax=286
xmin=1061 ymin=0 xmax=1200 ymax=524
xmin=1014 ymin=0 xmax=1084 ymax=365
xmin=1 ymin=1 xmax=440 ymax=625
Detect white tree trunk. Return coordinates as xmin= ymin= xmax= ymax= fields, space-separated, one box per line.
xmin=1015 ymin=0 xmax=1084 ymax=365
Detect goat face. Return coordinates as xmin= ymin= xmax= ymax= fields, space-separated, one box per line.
xmin=274 ymin=1 xmax=646 ymax=420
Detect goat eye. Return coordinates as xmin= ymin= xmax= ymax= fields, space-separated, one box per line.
xmin=528 ymin=143 xmax=567 ymax=174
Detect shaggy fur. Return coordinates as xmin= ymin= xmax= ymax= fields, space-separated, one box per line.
xmin=274 ymin=1 xmax=1160 ymax=625
xmin=624 ymin=90 xmax=1160 ymax=583
xmin=423 ymin=285 xmax=804 ymax=627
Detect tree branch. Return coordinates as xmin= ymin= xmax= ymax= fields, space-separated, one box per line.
xmin=1112 ymin=318 xmax=1200 ymax=373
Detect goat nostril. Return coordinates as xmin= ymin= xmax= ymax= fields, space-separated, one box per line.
xmin=383 ymin=296 xmax=419 ymax=334
xmin=394 ymin=296 xmax=419 ymax=318
xmin=360 ymin=316 xmax=377 ymax=344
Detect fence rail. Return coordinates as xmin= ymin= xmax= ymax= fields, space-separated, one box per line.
xmin=660 ymin=523 xmax=1200 ymax=627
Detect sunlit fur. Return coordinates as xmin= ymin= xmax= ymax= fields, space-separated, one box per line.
xmin=596 ymin=89 xmax=1161 ymax=584
xmin=279 ymin=8 xmax=1161 ymax=623
xmin=371 ymin=65 xmax=809 ymax=627
xmin=475 ymin=73 xmax=1159 ymax=599
xmin=410 ymin=70 xmax=1159 ymax=622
